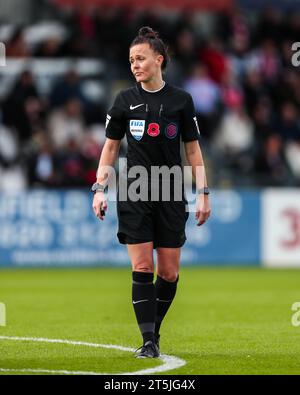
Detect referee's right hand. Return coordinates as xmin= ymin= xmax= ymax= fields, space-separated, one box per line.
xmin=93 ymin=191 xmax=107 ymax=221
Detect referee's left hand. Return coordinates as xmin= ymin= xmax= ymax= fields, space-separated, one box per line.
xmin=93 ymin=191 xmax=107 ymax=221
xmin=195 ymin=195 xmax=211 ymax=226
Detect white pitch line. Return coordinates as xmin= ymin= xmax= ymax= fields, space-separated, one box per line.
xmin=0 ymin=336 xmax=186 ymax=375
xmin=0 ymin=368 xmax=103 ymax=375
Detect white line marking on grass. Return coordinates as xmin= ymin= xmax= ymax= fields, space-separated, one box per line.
xmin=0 ymin=368 xmax=101 ymax=375
xmin=0 ymin=336 xmax=186 ymax=375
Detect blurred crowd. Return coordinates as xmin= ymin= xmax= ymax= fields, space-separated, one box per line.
xmin=0 ymin=4 xmax=300 ymax=190
xmin=0 ymin=68 xmax=107 ymax=190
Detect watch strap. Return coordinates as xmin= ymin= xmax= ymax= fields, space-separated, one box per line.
xmin=197 ymin=187 xmax=210 ymax=195
xmin=91 ymin=183 xmax=105 ymax=194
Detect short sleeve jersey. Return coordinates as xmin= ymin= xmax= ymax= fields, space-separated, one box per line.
xmin=105 ymin=82 xmax=200 ymax=172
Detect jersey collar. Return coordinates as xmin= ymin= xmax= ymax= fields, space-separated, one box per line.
xmin=137 ymin=81 xmax=167 ymax=95
xmin=140 ymin=81 xmax=166 ymax=93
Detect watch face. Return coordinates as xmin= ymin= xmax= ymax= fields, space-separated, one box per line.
xmin=92 ymin=183 xmax=99 ymax=192
xmin=92 ymin=183 xmax=103 ymax=192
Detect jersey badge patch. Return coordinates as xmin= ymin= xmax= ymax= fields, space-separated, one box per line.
xmin=129 ymin=119 xmax=145 ymax=141
xmin=147 ymin=123 xmax=160 ymax=137
xmin=165 ymin=123 xmax=178 ymax=139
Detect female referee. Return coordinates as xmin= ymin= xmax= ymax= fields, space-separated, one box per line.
xmin=92 ymin=27 xmax=211 ymax=358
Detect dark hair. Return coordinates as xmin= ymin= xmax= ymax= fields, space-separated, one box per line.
xmin=130 ymin=26 xmax=170 ymax=70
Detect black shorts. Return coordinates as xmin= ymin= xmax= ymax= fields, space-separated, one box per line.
xmin=117 ymin=193 xmax=189 ymax=249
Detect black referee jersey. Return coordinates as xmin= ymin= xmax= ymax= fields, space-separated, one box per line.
xmin=105 ymin=81 xmax=200 ymax=173
xmin=104 ymin=82 xmax=201 ymax=248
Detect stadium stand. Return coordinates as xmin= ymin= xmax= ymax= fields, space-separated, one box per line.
xmin=0 ymin=0 xmax=300 ymax=190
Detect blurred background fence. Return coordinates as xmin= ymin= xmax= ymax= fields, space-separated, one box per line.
xmin=0 ymin=0 xmax=300 ymax=267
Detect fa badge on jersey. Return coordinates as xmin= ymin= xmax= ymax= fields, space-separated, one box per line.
xmin=129 ymin=120 xmax=145 ymax=141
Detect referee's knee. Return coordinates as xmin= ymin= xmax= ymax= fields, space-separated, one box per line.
xmin=157 ymin=270 xmax=179 ymax=283
xmin=132 ymin=262 xmax=154 ymax=273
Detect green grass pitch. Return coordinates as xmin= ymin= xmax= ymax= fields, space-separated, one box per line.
xmin=0 ymin=267 xmax=300 ymax=375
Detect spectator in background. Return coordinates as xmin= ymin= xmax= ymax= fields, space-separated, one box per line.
xmin=243 ymin=70 xmax=270 ymax=114
xmin=173 ymin=29 xmax=198 ymax=78
xmin=226 ymin=7 xmax=251 ymax=79
xmin=216 ymin=6 xmax=250 ymax=48
xmin=255 ymin=7 xmax=284 ymax=44
xmin=183 ymin=63 xmax=220 ymax=138
xmin=273 ymin=70 xmax=300 ymax=110
xmin=76 ymin=4 xmax=97 ymax=41
xmin=27 ymin=125 xmax=102 ymax=187
xmin=61 ymin=4 xmax=96 ymax=58
xmin=27 ymin=132 xmax=57 ymax=187
xmin=5 ymin=28 xmax=30 ymax=58
xmin=79 ymin=133 xmax=103 ymax=185
xmin=172 ymin=8 xmax=195 ymax=34
xmin=228 ymin=33 xmax=250 ymax=79
xmin=2 ymin=71 xmax=45 ymax=142
xmin=47 ymin=97 xmax=100 ymax=186
xmin=48 ymin=97 xmax=85 ymax=150
xmin=248 ymin=39 xmax=281 ymax=86
xmin=49 ymin=70 xmax=86 ymax=108
xmin=221 ymin=69 xmax=244 ymax=111
xmin=278 ymin=102 xmax=300 ymax=142
xmin=73 ymin=4 xmax=99 ymax=57
xmin=277 ymin=102 xmax=300 ymax=183
xmin=94 ymin=7 xmax=120 ymax=60
xmin=252 ymin=97 xmax=275 ymax=148
xmin=255 ymin=135 xmax=288 ymax=186
xmin=229 ymin=7 xmax=250 ymax=50
xmin=34 ymin=37 xmax=62 ymax=57
xmin=200 ymin=38 xmax=228 ymax=84
xmin=285 ymin=12 xmax=300 ymax=42
xmin=94 ymin=6 xmax=134 ymax=63
xmin=213 ymin=98 xmax=254 ymax=175
xmin=251 ymin=98 xmax=289 ymax=185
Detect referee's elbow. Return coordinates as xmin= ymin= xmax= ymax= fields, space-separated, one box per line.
xmin=104 ymin=138 xmax=122 ymax=154
xmin=184 ymin=140 xmax=199 ymax=157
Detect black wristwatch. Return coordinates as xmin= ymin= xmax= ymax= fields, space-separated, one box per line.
xmin=197 ymin=187 xmax=210 ymax=195
xmin=91 ymin=182 xmax=105 ymax=194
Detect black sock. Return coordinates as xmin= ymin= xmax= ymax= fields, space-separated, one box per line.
xmin=132 ymin=271 xmax=156 ymax=344
xmin=155 ymin=275 xmax=178 ymax=336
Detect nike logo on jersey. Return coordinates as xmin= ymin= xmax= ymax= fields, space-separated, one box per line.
xmin=132 ymin=299 xmax=148 ymax=305
xmin=130 ymin=103 xmax=144 ymax=110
